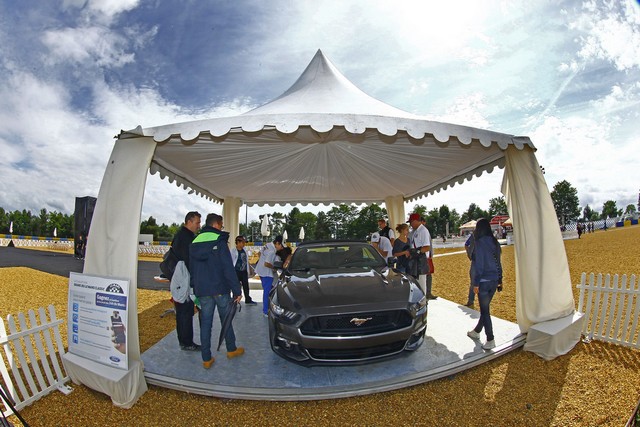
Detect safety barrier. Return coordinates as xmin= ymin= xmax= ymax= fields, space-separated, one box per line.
xmin=577 ymin=272 xmax=640 ymax=348
xmin=0 ymin=305 xmax=71 ymax=417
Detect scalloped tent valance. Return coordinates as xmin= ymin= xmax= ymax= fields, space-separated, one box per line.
xmin=127 ymin=49 xmax=535 ymax=207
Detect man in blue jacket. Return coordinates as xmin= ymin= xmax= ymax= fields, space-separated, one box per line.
xmin=190 ymin=213 xmax=244 ymax=369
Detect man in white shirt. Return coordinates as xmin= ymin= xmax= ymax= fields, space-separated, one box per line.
xmin=408 ymin=213 xmax=437 ymax=300
xmin=371 ymin=231 xmax=393 ymax=264
xmin=254 ymin=235 xmax=285 ymax=315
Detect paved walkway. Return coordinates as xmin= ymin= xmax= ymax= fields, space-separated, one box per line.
xmin=0 ymin=246 xmax=169 ymax=290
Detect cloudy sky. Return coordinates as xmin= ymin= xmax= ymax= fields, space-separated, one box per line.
xmin=0 ymin=0 xmax=638 ymax=226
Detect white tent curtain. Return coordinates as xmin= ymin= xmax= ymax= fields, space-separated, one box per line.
xmin=501 ymin=146 xmax=575 ymax=332
xmin=64 ymin=136 xmax=155 ymax=408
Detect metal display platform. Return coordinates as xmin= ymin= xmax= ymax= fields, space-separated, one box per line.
xmin=142 ymin=294 xmax=525 ymax=400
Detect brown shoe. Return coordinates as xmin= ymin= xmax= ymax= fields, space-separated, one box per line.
xmin=202 ymin=358 xmax=215 ymax=369
xmin=227 ymin=347 xmax=245 ymax=359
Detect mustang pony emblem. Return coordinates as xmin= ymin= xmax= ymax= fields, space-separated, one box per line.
xmin=350 ymin=317 xmax=372 ymax=326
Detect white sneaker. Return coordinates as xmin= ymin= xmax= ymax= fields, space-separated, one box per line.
xmin=467 ymin=330 xmax=481 ymax=340
xmin=482 ymin=340 xmax=496 ymax=350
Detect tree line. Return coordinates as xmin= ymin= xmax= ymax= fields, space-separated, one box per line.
xmin=0 ymin=207 xmax=74 ymax=238
xmin=550 ymin=180 xmax=637 ymax=226
xmin=2 ymin=179 xmax=636 ymax=240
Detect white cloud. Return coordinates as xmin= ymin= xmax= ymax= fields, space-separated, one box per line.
xmin=0 ymin=70 xmax=113 ymax=213
xmin=431 ymin=93 xmax=491 ymax=129
xmin=571 ymin=0 xmax=640 ymax=71
xmin=42 ymin=26 xmax=135 ymax=68
xmin=530 ymin=113 xmax=638 ymax=213
xmin=591 ymin=82 xmax=640 ymax=116
xmin=62 ymin=0 xmax=140 ymax=23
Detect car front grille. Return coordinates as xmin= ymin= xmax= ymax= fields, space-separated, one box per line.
xmin=307 ymin=340 xmax=406 ymax=361
xmin=300 ymin=310 xmax=412 ymax=337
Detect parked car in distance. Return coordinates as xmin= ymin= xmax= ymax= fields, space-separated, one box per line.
xmin=268 ymin=240 xmax=428 ymax=365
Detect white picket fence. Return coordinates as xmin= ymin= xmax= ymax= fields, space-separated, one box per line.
xmin=0 ymin=305 xmax=71 ymax=417
xmin=577 ymin=273 xmax=640 ymax=348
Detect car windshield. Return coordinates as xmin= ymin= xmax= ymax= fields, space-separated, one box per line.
xmin=289 ymin=243 xmax=385 ymax=270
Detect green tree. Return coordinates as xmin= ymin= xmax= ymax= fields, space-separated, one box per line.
xmin=270 ymin=212 xmax=286 ymax=236
xmin=550 ymin=180 xmax=580 ymax=225
xmin=315 ymin=211 xmax=332 ymax=240
xmin=601 ymin=200 xmax=620 ymax=219
xmin=582 ymin=205 xmax=600 ymax=221
xmin=240 ymin=220 xmax=262 ymax=243
xmin=352 ymin=204 xmax=386 ymax=240
xmin=583 ymin=205 xmax=594 ymax=221
xmin=434 ymin=205 xmax=452 ymax=237
xmin=283 ymin=207 xmax=303 ymax=242
xmin=140 ymin=216 xmax=160 ymax=240
xmin=460 ymin=203 xmax=488 ymax=224
xmin=624 ymin=204 xmax=636 ymax=215
xmin=409 ymin=204 xmax=428 ymax=218
xmin=36 ymin=208 xmax=49 ymax=236
xmin=0 ymin=207 xmax=8 ymax=233
xmin=424 ymin=208 xmax=439 ymax=237
xmin=326 ymin=204 xmax=358 ymax=239
xmin=488 ymin=197 xmax=508 ymax=217
xmin=11 ymin=209 xmax=33 ymax=235
xmin=297 ymin=212 xmax=318 ymax=241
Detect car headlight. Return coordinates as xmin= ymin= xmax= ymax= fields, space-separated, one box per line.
xmin=269 ymin=301 xmax=299 ymax=322
xmin=271 ymin=301 xmax=285 ymax=316
xmin=409 ymin=295 xmax=427 ymax=316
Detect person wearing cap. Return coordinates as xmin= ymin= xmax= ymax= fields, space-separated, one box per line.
xmin=254 ymin=235 xmax=285 ymax=315
xmin=377 ymin=218 xmax=395 ymax=245
xmin=370 ymin=231 xmax=393 ymax=264
xmin=408 ymin=213 xmax=437 ymax=299
xmin=231 ymin=235 xmax=257 ymax=305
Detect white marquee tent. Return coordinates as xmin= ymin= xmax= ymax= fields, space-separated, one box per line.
xmin=65 ymin=50 xmax=577 ymax=407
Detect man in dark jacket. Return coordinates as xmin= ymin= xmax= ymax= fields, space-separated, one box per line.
xmin=171 ymin=211 xmax=201 ymax=351
xmin=190 ymin=213 xmax=244 ymax=369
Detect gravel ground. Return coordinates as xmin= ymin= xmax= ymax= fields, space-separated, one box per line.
xmin=1 ymin=226 xmax=639 ymax=426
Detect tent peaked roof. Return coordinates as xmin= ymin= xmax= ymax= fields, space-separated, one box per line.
xmin=244 ymin=49 xmax=418 ymax=118
xmin=135 ymin=50 xmax=535 ymax=206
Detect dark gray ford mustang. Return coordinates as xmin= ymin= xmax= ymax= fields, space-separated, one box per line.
xmin=268 ymin=241 xmax=428 ymax=365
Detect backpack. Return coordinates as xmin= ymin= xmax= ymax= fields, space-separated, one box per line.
xmin=159 ymin=247 xmax=179 ymax=279
xmin=170 ymin=260 xmax=191 ymax=303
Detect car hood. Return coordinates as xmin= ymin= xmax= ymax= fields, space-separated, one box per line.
xmin=278 ymin=268 xmax=411 ymax=310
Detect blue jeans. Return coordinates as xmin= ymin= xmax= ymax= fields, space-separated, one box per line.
xmin=473 ymin=280 xmax=499 ymax=341
xmin=467 ymin=282 xmax=475 ymax=304
xmin=467 ymin=271 xmax=475 ymax=304
xmin=260 ymin=276 xmax=274 ymax=314
xmin=198 ymin=294 xmax=237 ymax=362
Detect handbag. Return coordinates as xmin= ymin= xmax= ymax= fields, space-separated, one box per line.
xmin=428 ymin=257 xmax=435 ymax=274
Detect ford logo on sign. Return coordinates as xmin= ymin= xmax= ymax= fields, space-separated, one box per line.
xmin=110 ymin=356 xmax=121 ymax=363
